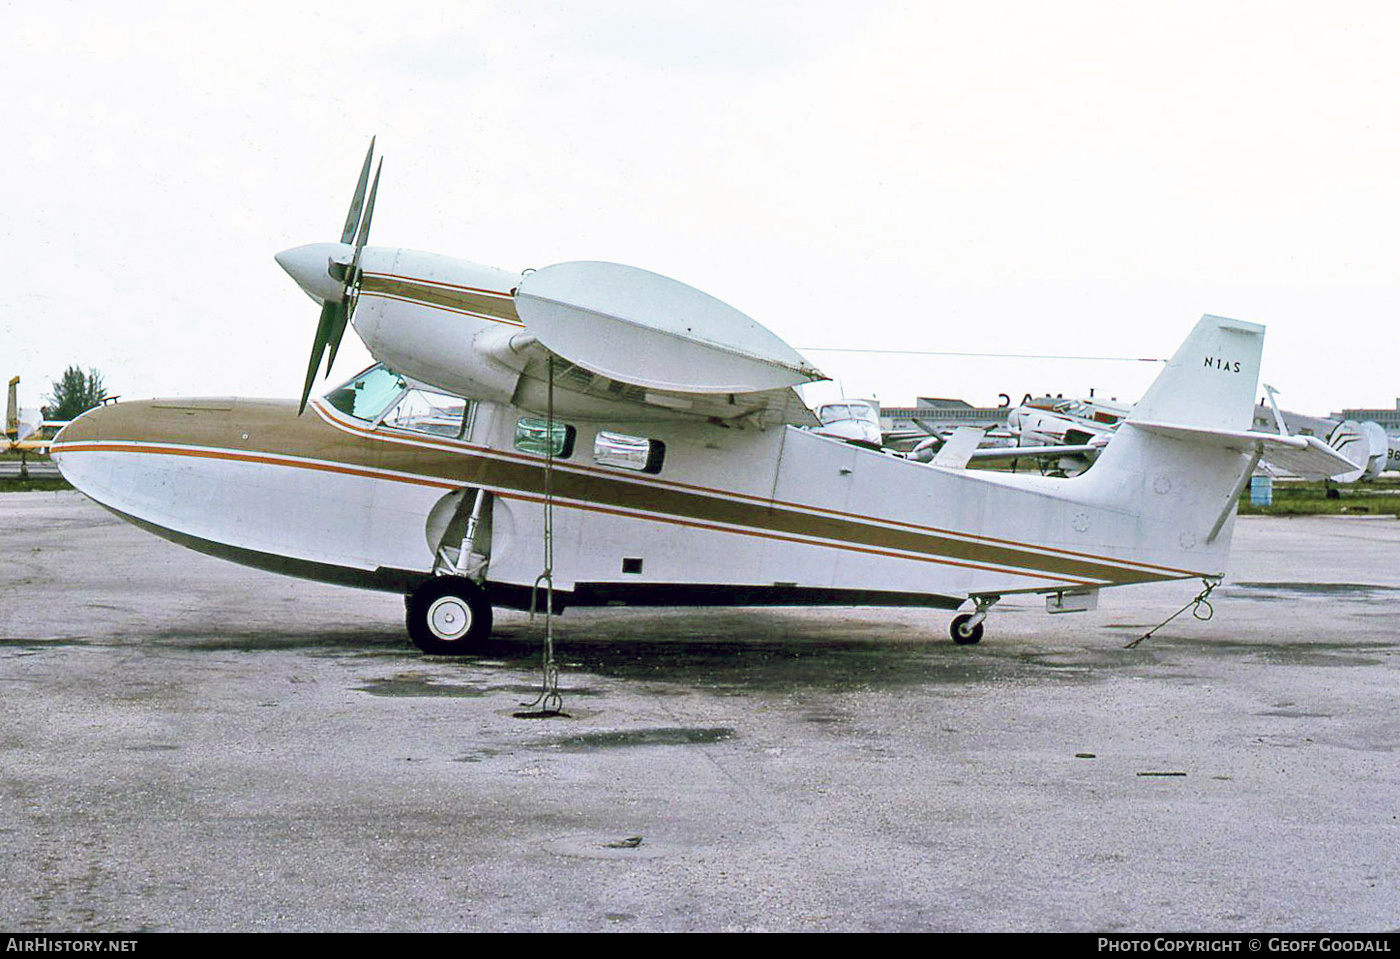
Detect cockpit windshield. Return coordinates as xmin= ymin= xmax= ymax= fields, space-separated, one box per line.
xmin=323 ymin=364 xmax=475 ymax=440
xmin=818 ymin=402 xmax=879 ymax=426
xmin=324 ymin=365 xmax=408 ymax=421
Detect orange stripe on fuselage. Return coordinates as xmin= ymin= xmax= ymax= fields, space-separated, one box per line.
xmin=313 ymin=400 xmax=1203 ymax=582
xmin=57 ymin=438 xmax=1100 ymax=585
xmin=54 ymin=432 xmax=1196 ymax=588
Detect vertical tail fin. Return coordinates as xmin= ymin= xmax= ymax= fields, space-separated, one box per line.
xmin=1128 ymin=315 xmax=1264 ymax=431
xmin=6 ymin=376 xmax=18 ymax=442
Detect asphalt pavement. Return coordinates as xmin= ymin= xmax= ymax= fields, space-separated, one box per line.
xmin=2 ymin=492 xmax=1398 ymax=932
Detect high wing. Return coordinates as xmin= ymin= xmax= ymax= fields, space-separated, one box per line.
xmin=508 ymin=261 xmax=826 ymax=427
xmin=907 ymin=428 xmax=1107 ymax=467
xmin=515 ymin=262 xmax=823 ymax=393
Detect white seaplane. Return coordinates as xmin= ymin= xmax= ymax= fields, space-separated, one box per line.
xmin=51 ymin=144 xmax=1357 ymax=653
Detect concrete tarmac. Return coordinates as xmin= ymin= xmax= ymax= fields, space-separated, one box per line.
xmin=0 ymin=461 xmax=59 ymax=479
xmin=2 ymin=491 xmax=1399 ymax=932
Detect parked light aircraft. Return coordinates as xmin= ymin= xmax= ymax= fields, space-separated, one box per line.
xmin=1322 ymin=419 xmax=1396 ymax=482
xmin=812 ymin=400 xmax=883 ymax=448
xmin=50 ymin=143 xmax=1358 ymax=652
xmin=1008 ymin=394 xmax=1131 ymax=449
xmin=999 ymin=389 xmax=1389 ymax=481
xmin=917 ymin=394 xmax=1124 ymax=475
xmin=6 ymin=377 xmax=67 ymax=456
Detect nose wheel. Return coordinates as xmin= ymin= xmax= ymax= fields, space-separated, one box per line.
xmin=406 ymin=576 xmax=493 ymax=654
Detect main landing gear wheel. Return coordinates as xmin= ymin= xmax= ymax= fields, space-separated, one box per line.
xmin=406 ymin=576 xmax=493 ymax=655
xmin=950 ymin=613 xmax=984 ymax=645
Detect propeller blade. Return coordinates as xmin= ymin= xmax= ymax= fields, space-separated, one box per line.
xmin=342 ymin=157 xmax=382 ymax=308
xmin=294 ymin=142 xmax=382 ymax=409
xmin=323 ymin=299 xmax=350 ymax=378
xmin=325 ymin=160 xmax=382 ymax=379
xmin=349 ymin=159 xmax=382 ymax=280
xmin=339 ymin=138 xmax=376 ymax=245
xmin=299 ymin=301 xmax=338 ymax=414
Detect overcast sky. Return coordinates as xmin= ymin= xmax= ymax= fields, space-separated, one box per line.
xmin=4 ymin=1 xmax=1398 ymax=417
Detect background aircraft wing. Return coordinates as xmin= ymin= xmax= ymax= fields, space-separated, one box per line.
xmin=965 ymin=441 xmax=1106 ymax=463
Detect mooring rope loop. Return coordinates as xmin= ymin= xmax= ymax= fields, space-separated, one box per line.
xmin=1124 ymin=578 xmax=1218 ymax=649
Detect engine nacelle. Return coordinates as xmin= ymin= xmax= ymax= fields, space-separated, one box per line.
xmin=345 ymin=248 xmax=818 ymax=427
xmin=351 ymin=248 xmax=531 ymax=406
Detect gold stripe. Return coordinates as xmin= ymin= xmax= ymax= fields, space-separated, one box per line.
xmin=58 ymin=439 xmax=1098 ymax=585
xmin=57 ymin=395 xmax=1200 ymax=588
xmin=359 ymin=273 xmax=522 ymax=325
xmin=316 ymin=402 xmax=1198 ymax=581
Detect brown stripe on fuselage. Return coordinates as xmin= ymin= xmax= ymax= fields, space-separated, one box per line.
xmin=317 ymin=407 xmax=1196 ymax=584
xmin=359 ymin=272 xmax=522 ymax=325
xmin=55 ymin=397 xmax=1201 ymax=588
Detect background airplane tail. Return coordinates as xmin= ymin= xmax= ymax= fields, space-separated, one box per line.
xmin=6 ymin=376 xmax=17 ymax=441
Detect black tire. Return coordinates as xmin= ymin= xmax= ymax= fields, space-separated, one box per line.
xmin=950 ymin=613 xmax=984 ymax=645
xmin=406 ymin=577 xmax=493 ymax=654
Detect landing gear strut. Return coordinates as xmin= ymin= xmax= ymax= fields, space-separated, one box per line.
xmin=949 ymin=595 xmax=999 ymax=645
xmin=406 ymin=576 xmax=493 ymax=655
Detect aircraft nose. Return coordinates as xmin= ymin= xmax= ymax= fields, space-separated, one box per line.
xmin=50 ymin=398 xmax=252 ymax=519
xmin=50 ymin=401 xmax=124 ymax=490
xmin=275 ymin=242 xmax=354 ymax=305
xmin=52 ymin=400 xmax=114 ymax=447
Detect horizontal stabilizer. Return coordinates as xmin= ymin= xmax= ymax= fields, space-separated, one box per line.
xmin=1131 ymin=421 xmax=1361 ymax=480
xmin=514 ymin=261 xmax=826 ymax=395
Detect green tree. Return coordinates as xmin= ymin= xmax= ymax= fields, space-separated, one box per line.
xmin=45 ymin=366 xmax=108 ymax=421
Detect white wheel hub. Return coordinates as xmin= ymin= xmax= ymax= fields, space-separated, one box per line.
xmin=426 ymin=595 xmax=472 ymax=641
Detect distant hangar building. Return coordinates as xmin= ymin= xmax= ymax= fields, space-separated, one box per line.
xmin=879 ymin=398 xmax=1010 ymax=437
xmin=1336 ymin=400 xmax=1400 ymax=434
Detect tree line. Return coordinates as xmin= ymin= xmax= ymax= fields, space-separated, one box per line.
xmin=43 ymin=366 xmax=108 ymax=421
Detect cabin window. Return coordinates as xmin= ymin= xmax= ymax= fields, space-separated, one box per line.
xmin=593 ymin=430 xmax=665 ymax=473
xmin=324 ymin=365 xmax=407 ymax=421
xmin=381 ymin=388 xmax=473 ymax=439
xmin=514 ymin=417 xmax=575 ymax=458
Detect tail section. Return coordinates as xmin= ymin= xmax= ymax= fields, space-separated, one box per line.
xmin=1078 ymin=315 xmax=1268 ymax=576
xmin=1128 ymin=314 xmax=1263 ymax=432
xmin=1121 ymin=315 xmax=1357 ymax=481
xmin=1079 ymin=315 xmax=1358 ymax=580
xmin=5 ymin=377 xmax=17 ymax=442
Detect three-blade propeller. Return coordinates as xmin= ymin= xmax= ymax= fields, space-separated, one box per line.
xmin=291 ymin=138 xmax=382 ymax=414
